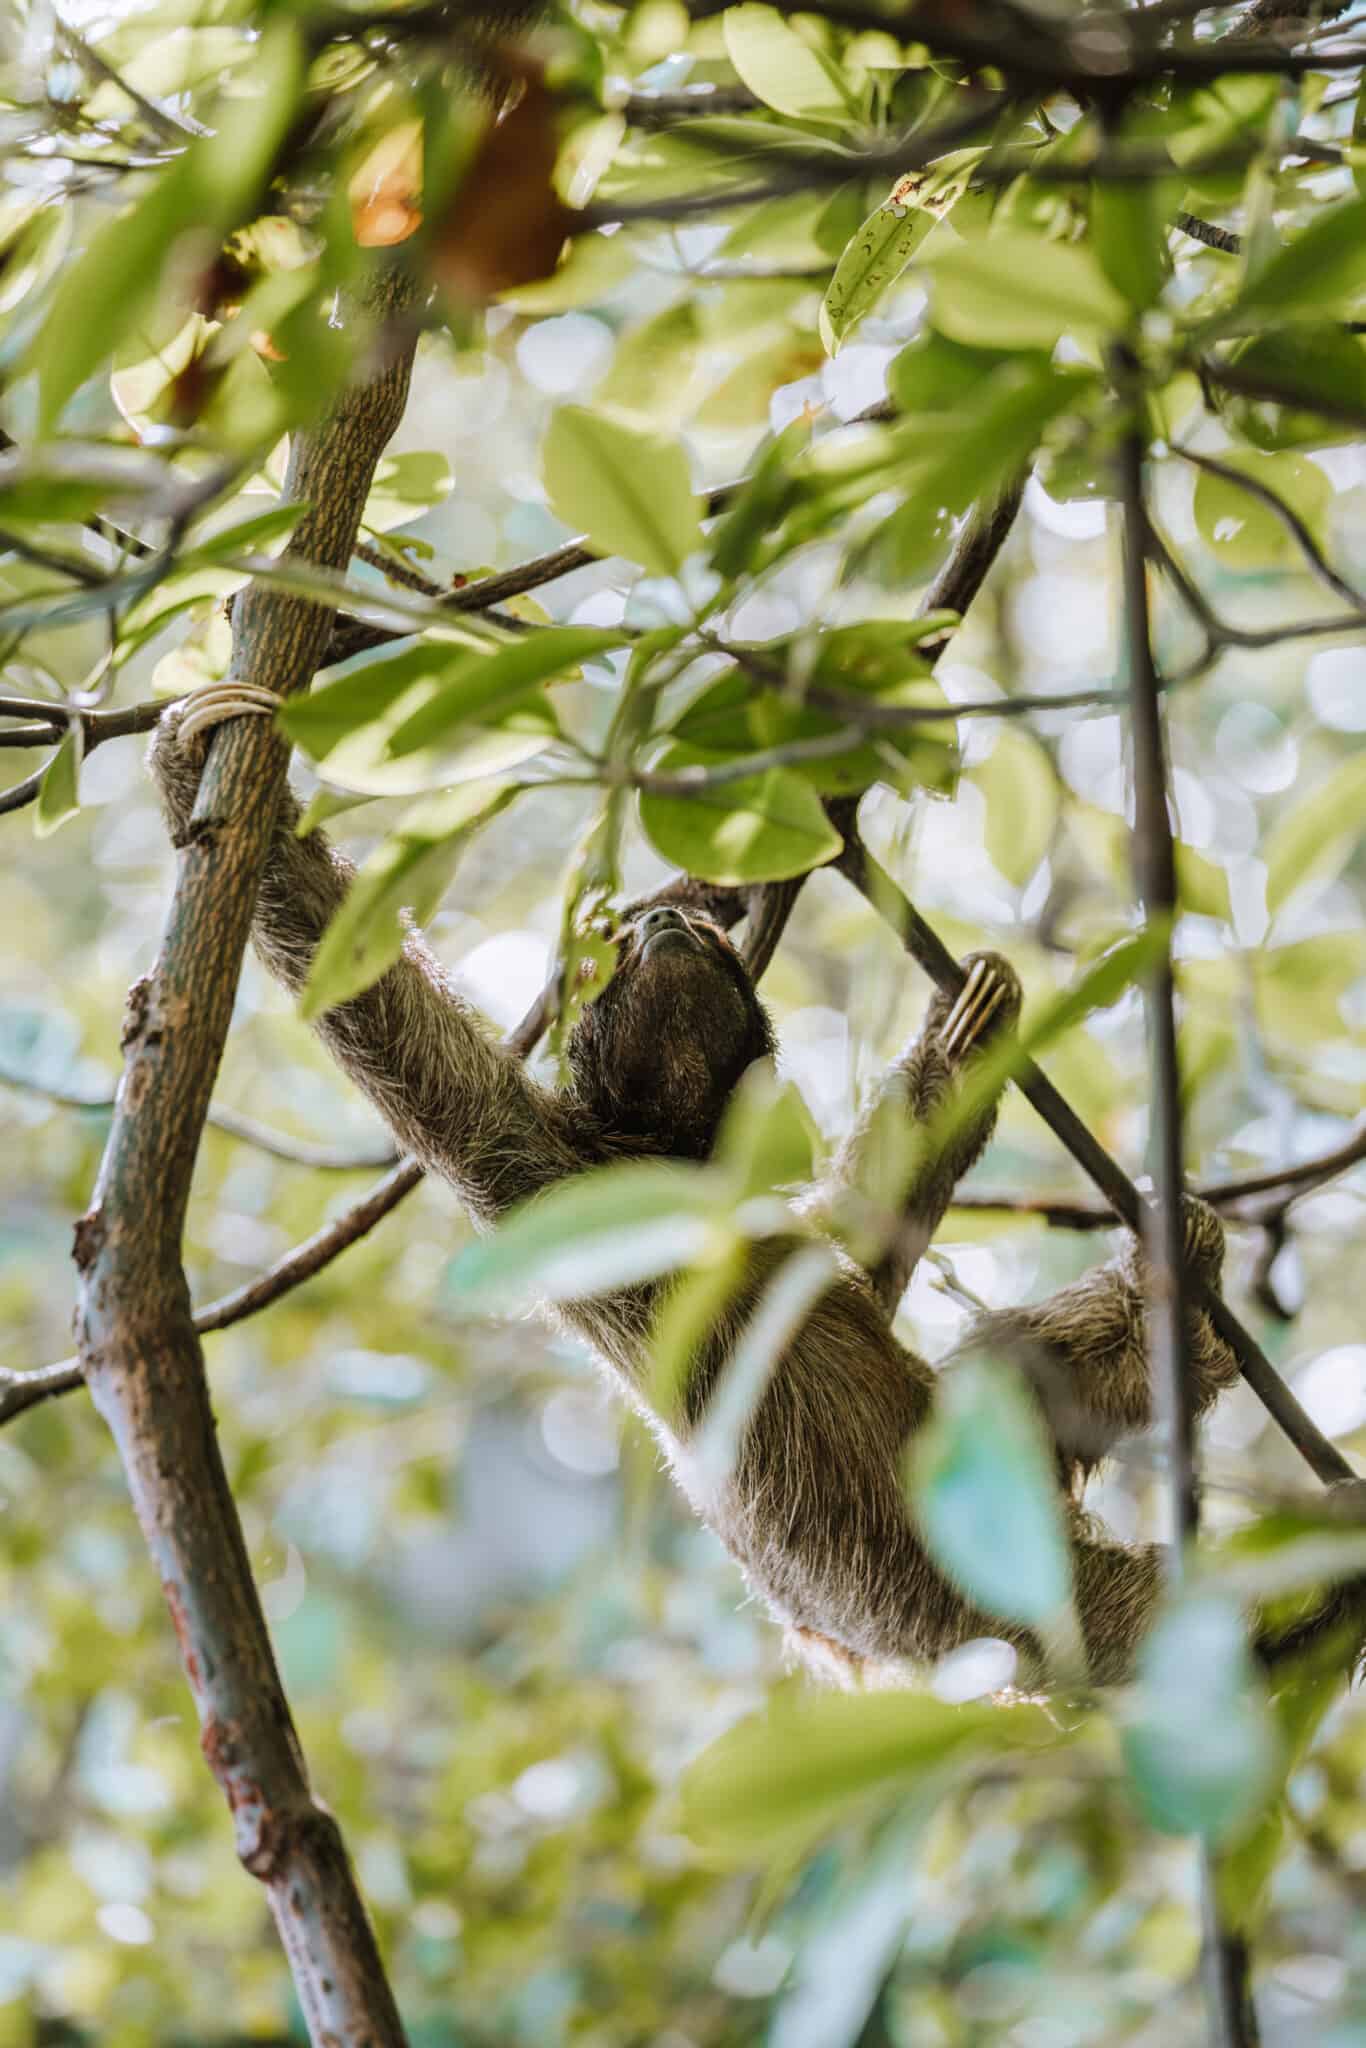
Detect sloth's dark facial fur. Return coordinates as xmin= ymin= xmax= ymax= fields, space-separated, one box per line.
xmin=566 ymin=906 xmax=775 ymax=1160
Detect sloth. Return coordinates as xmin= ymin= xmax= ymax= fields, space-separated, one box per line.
xmin=150 ymin=705 xmax=1353 ymax=1689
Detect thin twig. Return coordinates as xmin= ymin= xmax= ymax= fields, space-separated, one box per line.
xmin=1175 ymin=212 xmax=1242 ymax=255
xmin=0 ymin=1059 xmax=398 ymax=1170
xmin=950 ymin=1115 xmax=1366 ymax=1224
xmin=1171 ymin=445 xmax=1366 ymax=616
xmin=1147 ymin=522 xmax=1363 ymax=650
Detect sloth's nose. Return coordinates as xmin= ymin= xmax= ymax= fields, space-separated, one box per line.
xmin=637 ymin=907 xmax=688 ymax=939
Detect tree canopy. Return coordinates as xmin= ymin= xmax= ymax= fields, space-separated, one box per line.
xmin=2 ymin=1 xmax=1366 ymax=2043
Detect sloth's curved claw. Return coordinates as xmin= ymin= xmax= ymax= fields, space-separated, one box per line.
xmin=940 ymin=955 xmax=1010 ymax=1061
xmin=175 ymin=682 xmax=281 ymax=749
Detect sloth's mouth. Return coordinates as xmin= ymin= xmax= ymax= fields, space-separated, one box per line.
xmin=640 ymin=927 xmax=707 ymax=963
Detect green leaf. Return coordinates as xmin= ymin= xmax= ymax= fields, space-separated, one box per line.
xmin=542 ymin=406 xmax=703 ymax=577
xmin=299 ymin=781 xmax=517 ymax=1017
xmin=280 ymin=639 xmax=558 ymax=796
xmin=672 ymin=660 xmax=956 ymax=801
xmin=889 ymin=331 xmax=1023 ymax=414
xmin=1217 ymin=1671 xmax=1339 ymax=1935
xmin=1174 ymin=841 xmax=1231 ymax=923
xmin=33 ymin=728 xmax=82 ymax=839
xmin=723 ymin=3 xmax=855 ymax=123
xmin=909 ymin=1354 xmax=1073 ymax=1628
xmin=294 ymin=787 xmax=381 ymax=838
xmin=382 ymin=626 xmax=628 ymax=757
xmin=639 ymin=744 xmax=843 ymax=883
xmin=972 ymin=727 xmax=1058 ymax=886
xmin=1237 ymin=196 xmax=1366 ymax=319
xmin=362 ymin=452 xmax=454 ymax=534
xmin=820 ymin=178 xmax=938 ymax=355
xmin=1091 ymin=179 xmax=1171 ymax=311
xmin=881 ymin=361 xmax=1096 ymax=577
xmin=598 ymin=302 xmax=705 ymax=423
xmin=1192 ymin=452 xmax=1330 ymax=569
xmin=184 ymin=502 xmax=306 ymax=564
xmin=709 ymin=418 xmax=809 ymax=578
xmin=497 ymin=230 xmax=634 ymax=313
xmin=1122 ymin=1591 xmax=1278 ymax=1842
xmin=32 ymin=22 xmax=305 ymax=430
xmin=715 ymin=1064 xmax=819 ymax=1200
xmin=448 ymin=1159 xmax=725 ymax=1311
xmin=681 ymin=1683 xmax=1060 ymax=1863
xmin=925 ymin=231 xmax=1129 ymax=352
xmin=1222 ymin=327 xmax=1366 ymax=449
xmin=1263 ymin=754 xmax=1366 ymax=917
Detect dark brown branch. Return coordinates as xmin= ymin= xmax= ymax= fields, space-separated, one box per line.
xmin=1117 ymin=369 xmax=1199 ymax=1551
xmin=1175 ymin=211 xmax=1242 ymax=255
xmin=950 ymin=1115 xmax=1366 ymax=1224
xmin=683 ymin=0 xmax=1366 ymax=90
xmin=70 ymin=270 xmax=417 ymax=2048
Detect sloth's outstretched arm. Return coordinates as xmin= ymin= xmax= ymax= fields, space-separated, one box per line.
xmin=963 ymin=1197 xmax=1238 ymax=1488
xmin=147 ymin=709 xmax=582 ymax=1219
xmin=820 ymin=953 xmax=1022 ymax=1317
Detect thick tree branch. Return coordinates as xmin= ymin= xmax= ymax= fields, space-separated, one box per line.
xmin=70 ymin=269 xmax=417 ymax=2048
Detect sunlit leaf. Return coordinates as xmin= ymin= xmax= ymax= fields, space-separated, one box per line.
xmin=1237 ymin=196 xmax=1366 ymax=319
xmin=543 ymin=406 xmax=703 ymax=576
xmin=924 ymin=231 xmax=1129 ymax=352
xmin=1263 ymin=755 xmax=1366 ymax=917
xmin=382 ymin=627 xmax=628 ymax=757
xmin=723 ymin=3 xmax=856 ymax=123
xmin=299 ymin=781 xmax=518 ymax=1016
xmin=33 ymin=728 xmax=82 ymax=839
xmin=972 ymin=727 xmax=1058 ymax=886
xmin=639 ymin=745 xmax=843 ymax=882
xmin=33 ymin=22 xmax=306 ymax=430
xmin=1192 ymin=452 xmax=1330 ymax=569
xmin=362 ymin=451 xmax=454 ymax=534
xmin=1091 ymin=178 xmax=1171 ymax=311
xmin=681 ymin=1683 xmax=1062 ymax=1863
xmin=820 ymin=177 xmax=937 ymax=355
xmin=448 ymin=1160 xmax=727 ymax=1311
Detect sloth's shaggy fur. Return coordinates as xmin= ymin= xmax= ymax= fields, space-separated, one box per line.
xmin=151 ymin=710 xmax=1360 ymax=1688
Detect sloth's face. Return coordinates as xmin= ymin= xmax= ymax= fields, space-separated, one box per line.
xmin=567 ymin=906 xmax=774 ymax=1158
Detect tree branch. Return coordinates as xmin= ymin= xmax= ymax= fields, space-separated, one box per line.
xmin=69 ymin=268 xmax=418 ymax=2048
xmin=1119 ymin=351 xmax=1259 ymax=2048
xmin=1171 ymin=446 xmax=1366 ymax=617
xmin=831 ymin=832 xmax=1356 ymax=1491
xmin=948 ymin=1115 xmax=1366 ymax=1224
xmin=0 ymin=1055 xmax=398 ymax=1170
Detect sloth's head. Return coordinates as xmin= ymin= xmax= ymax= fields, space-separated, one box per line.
xmin=567 ymin=905 xmax=775 ymax=1159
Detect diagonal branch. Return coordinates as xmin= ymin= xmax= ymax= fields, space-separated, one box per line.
xmin=831 ymin=831 xmax=1356 ymax=1492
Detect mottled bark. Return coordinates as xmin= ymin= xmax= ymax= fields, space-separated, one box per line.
xmin=72 ymin=267 xmax=417 ymax=2048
